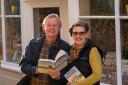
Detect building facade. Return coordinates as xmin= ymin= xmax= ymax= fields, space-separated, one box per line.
xmin=0 ymin=0 xmax=128 ymax=85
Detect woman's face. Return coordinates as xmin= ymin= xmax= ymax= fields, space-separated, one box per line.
xmin=72 ymin=26 xmax=87 ymax=45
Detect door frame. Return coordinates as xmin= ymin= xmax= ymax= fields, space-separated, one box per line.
xmin=21 ymin=0 xmax=70 ymax=50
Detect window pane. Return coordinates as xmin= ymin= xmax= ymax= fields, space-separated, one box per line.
xmin=4 ymin=0 xmax=20 ymax=15
xmin=5 ymin=18 xmax=22 ymax=64
xmin=0 ymin=18 xmax=2 ymax=61
xmin=120 ymin=0 xmax=128 ymax=15
xmin=0 ymin=0 xmax=1 ymax=15
xmin=120 ymin=19 xmax=128 ymax=85
xmin=80 ymin=19 xmax=116 ymax=84
xmin=79 ymin=0 xmax=115 ymax=16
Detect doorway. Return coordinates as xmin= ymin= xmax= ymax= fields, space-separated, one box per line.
xmin=21 ymin=0 xmax=70 ymax=49
xmin=33 ymin=7 xmax=60 ymax=38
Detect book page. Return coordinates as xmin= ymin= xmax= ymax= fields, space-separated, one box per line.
xmin=64 ymin=66 xmax=85 ymax=84
xmin=55 ymin=50 xmax=67 ymax=61
xmin=38 ymin=50 xmax=68 ymax=71
xmin=38 ymin=59 xmax=55 ymax=68
xmin=55 ymin=53 xmax=69 ymax=71
xmin=55 ymin=60 xmax=68 ymax=71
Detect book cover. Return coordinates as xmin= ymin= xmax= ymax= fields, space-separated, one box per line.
xmin=64 ymin=66 xmax=85 ymax=84
xmin=38 ymin=50 xmax=69 ymax=71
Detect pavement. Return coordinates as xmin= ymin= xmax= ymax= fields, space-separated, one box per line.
xmin=0 ymin=74 xmax=18 ymax=85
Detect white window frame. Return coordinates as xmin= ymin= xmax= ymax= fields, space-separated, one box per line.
xmin=68 ymin=0 xmax=123 ymax=85
xmin=0 ymin=0 xmax=21 ymax=72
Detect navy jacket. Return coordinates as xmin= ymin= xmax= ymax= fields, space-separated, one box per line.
xmin=19 ymin=36 xmax=70 ymax=85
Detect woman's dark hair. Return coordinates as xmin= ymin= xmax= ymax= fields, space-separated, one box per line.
xmin=69 ymin=21 xmax=90 ymax=36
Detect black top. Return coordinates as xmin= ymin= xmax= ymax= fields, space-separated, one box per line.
xmin=59 ymin=39 xmax=100 ymax=85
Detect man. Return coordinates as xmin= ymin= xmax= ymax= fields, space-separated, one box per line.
xmin=18 ymin=13 xmax=70 ymax=85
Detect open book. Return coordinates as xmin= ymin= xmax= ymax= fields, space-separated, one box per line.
xmin=38 ymin=50 xmax=68 ymax=71
xmin=64 ymin=66 xmax=85 ymax=84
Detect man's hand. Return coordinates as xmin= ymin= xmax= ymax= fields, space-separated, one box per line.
xmin=67 ymin=82 xmax=75 ymax=85
xmin=37 ymin=67 xmax=50 ymax=74
xmin=48 ymin=69 xmax=60 ymax=80
xmin=36 ymin=67 xmax=60 ymax=80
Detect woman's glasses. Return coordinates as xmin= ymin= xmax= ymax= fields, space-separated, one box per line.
xmin=72 ymin=32 xmax=85 ymax=36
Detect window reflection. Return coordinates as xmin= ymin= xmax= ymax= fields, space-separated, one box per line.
xmin=91 ymin=19 xmax=116 ymax=85
xmin=120 ymin=0 xmax=128 ymax=15
xmin=80 ymin=19 xmax=116 ymax=84
xmin=0 ymin=0 xmax=1 ymax=14
xmin=79 ymin=0 xmax=115 ymax=16
xmin=0 ymin=19 xmax=2 ymax=61
xmin=5 ymin=18 xmax=22 ymax=64
xmin=90 ymin=19 xmax=116 ymax=52
xmin=121 ymin=19 xmax=128 ymax=85
xmin=4 ymin=0 xmax=20 ymax=15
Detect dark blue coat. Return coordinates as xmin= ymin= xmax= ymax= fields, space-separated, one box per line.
xmin=19 ymin=36 xmax=70 ymax=85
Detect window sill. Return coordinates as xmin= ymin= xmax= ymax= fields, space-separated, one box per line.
xmin=1 ymin=60 xmax=21 ymax=73
xmin=100 ymin=83 xmax=110 ymax=85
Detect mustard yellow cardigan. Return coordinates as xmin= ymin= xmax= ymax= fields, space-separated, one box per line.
xmin=76 ymin=47 xmax=102 ymax=85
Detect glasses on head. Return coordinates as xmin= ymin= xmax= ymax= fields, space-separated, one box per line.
xmin=72 ymin=32 xmax=85 ymax=36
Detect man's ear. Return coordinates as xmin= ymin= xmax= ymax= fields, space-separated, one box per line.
xmin=42 ymin=24 xmax=45 ymax=31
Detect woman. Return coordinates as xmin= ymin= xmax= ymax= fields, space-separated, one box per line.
xmin=65 ymin=21 xmax=102 ymax=85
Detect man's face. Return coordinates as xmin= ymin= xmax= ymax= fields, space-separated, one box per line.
xmin=43 ymin=18 xmax=60 ymax=39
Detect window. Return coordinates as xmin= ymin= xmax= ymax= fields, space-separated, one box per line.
xmin=0 ymin=0 xmax=1 ymax=14
xmin=79 ymin=0 xmax=114 ymax=16
xmin=90 ymin=19 xmax=116 ymax=85
xmin=120 ymin=20 xmax=128 ymax=85
xmin=120 ymin=0 xmax=128 ymax=85
xmin=4 ymin=0 xmax=20 ymax=15
xmin=5 ymin=18 xmax=21 ymax=64
xmin=1 ymin=0 xmax=21 ymax=66
xmin=79 ymin=0 xmax=128 ymax=85
xmin=0 ymin=18 xmax=2 ymax=61
xmin=0 ymin=0 xmax=2 ymax=61
xmin=120 ymin=0 xmax=128 ymax=15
